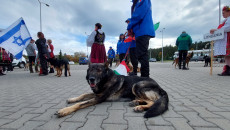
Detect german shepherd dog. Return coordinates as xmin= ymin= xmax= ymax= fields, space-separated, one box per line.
xmin=56 ymin=62 xmax=168 ymax=118
xmin=48 ymin=58 xmax=71 ymax=77
xmin=172 ymin=52 xmax=194 ymax=69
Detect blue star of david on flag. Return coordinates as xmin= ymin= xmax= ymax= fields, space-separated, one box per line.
xmin=0 ymin=17 xmax=32 ymax=59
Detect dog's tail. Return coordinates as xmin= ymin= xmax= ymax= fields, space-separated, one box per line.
xmin=144 ymin=89 xmax=169 ymax=118
xmin=64 ymin=63 xmax=68 ymax=77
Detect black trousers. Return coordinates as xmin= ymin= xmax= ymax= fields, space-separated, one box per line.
xmin=39 ymin=55 xmax=48 ymax=74
xmin=136 ymin=35 xmax=151 ymax=77
xmin=179 ymin=50 xmax=188 ymax=67
xmin=119 ymin=54 xmax=128 ymax=63
xmin=129 ymin=48 xmax=138 ymax=73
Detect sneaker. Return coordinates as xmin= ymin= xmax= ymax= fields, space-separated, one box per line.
xmin=182 ymin=68 xmax=189 ymax=70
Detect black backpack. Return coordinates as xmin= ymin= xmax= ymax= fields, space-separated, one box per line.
xmin=95 ymin=30 xmax=105 ymax=43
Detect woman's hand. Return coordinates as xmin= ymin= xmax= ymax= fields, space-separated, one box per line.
xmin=210 ymin=29 xmax=217 ymax=34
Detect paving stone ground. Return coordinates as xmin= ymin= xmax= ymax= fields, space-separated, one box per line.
xmin=0 ymin=62 xmax=230 ymax=130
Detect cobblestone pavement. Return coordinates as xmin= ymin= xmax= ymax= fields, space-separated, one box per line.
xmin=0 ymin=62 xmax=229 ymax=130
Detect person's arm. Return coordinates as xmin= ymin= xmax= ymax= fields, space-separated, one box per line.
xmin=112 ymin=50 xmax=115 ymax=58
xmin=116 ymin=42 xmax=119 ymax=55
xmin=87 ymin=31 xmax=96 ymax=47
xmin=176 ymin=38 xmax=179 ymax=47
xmin=222 ymin=18 xmax=230 ymax=33
xmin=127 ymin=0 xmax=150 ymax=30
xmin=50 ymin=44 xmax=54 ymax=53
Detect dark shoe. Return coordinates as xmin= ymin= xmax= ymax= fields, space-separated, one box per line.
xmin=218 ymin=65 xmax=230 ymax=76
xmin=129 ymin=72 xmax=137 ymax=76
xmin=182 ymin=67 xmax=189 ymax=70
xmin=217 ymin=73 xmax=230 ymax=76
xmin=39 ymin=73 xmax=48 ymax=76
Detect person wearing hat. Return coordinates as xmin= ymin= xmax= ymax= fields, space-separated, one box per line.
xmin=127 ymin=0 xmax=155 ymax=77
xmin=117 ymin=34 xmax=128 ymax=63
xmin=107 ymin=46 xmax=115 ymax=67
xmin=176 ymin=31 xmax=192 ymax=70
xmin=87 ymin=23 xmax=106 ymax=63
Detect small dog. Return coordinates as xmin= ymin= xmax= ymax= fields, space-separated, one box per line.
xmin=56 ymin=62 xmax=168 ymax=118
xmin=203 ymin=55 xmax=211 ymax=67
xmin=24 ymin=59 xmax=29 ymax=71
xmin=172 ymin=52 xmax=194 ymax=69
xmin=48 ymin=58 xmax=71 ymax=77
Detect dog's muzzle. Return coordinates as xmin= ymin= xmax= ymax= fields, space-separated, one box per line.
xmin=89 ymin=77 xmax=96 ymax=88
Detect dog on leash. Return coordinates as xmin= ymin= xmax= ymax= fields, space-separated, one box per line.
xmin=172 ymin=52 xmax=194 ymax=69
xmin=48 ymin=58 xmax=71 ymax=77
xmin=56 ymin=62 xmax=168 ymax=118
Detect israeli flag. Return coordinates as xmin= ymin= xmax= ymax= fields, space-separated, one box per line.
xmin=0 ymin=17 xmax=31 ymax=59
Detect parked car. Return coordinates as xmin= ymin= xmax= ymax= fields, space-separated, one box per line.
xmin=190 ymin=56 xmax=204 ymax=62
xmin=149 ymin=58 xmax=157 ymax=62
xmin=69 ymin=61 xmax=75 ymax=65
xmin=12 ymin=57 xmax=26 ymax=68
xmin=79 ymin=57 xmax=89 ymax=65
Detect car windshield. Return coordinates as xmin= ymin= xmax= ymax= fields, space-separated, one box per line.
xmin=80 ymin=58 xmax=85 ymax=60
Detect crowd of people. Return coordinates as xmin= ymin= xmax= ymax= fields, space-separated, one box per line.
xmin=24 ymin=32 xmax=55 ymax=75
xmin=1 ymin=1 xmax=230 ymax=78
xmin=86 ymin=0 xmax=155 ymax=78
xmin=29 ymin=32 xmax=55 ymax=76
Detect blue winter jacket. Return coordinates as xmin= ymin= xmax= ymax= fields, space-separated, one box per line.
xmin=116 ymin=40 xmax=128 ymax=55
xmin=108 ymin=49 xmax=115 ymax=58
xmin=127 ymin=0 xmax=155 ymax=38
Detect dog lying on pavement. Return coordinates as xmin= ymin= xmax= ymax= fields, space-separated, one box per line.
xmin=55 ymin=62 xmax=168 ymax=118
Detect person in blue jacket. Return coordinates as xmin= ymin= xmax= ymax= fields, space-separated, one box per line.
xmin=127 ymin=0 xmax=155 ymax=77
xmin=107 ymin=46 xmax=115 ymax=67
xmin=117 ymin=34 xmax=128 ymax=63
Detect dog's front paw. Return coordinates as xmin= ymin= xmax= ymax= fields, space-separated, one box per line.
xmin=66 ymin=98 xmax=75 ymax=104
xmin=133 ymin=106 xmax=144 ymax=113
xmin=56 ymin=107 xmax=73 ymax=117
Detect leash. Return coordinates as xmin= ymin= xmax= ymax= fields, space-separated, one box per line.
xmin=123 ymin=42 xmax=131 ymax=61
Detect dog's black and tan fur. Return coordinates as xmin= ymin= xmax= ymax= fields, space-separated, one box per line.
xmin=172 ymin=52 xmax=194 ymax=69
xmin=56 ymin=62 xmax=168 ymax=118
xmin=48 ymin=58 xmax=71 ymax=77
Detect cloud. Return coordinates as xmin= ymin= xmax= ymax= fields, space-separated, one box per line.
xmin=0 ymin=0 xmax=229 ymax=55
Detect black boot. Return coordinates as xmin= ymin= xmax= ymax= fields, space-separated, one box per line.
xmin=182 ymin=61 xmax=189 ymax=70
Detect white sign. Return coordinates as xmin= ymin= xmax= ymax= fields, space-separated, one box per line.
xmin=203 ymin=29 xmax=224 ymax=42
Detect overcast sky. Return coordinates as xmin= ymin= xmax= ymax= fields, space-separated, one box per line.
xmin=0 ymin=0 xmax=230 ymax=56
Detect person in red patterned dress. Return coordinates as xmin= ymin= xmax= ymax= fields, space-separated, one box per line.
xmin=87 ymin=23 xmax=107 ymax=63
xmin=210 ymin=6 xmax=230 ymax=76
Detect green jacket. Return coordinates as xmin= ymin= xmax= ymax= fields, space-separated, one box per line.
xmin=176 ymin=33 xmax=192 ymax=51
